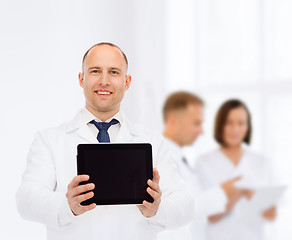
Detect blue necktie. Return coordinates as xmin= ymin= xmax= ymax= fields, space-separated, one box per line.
xmin=89 ymin=119 xmax=119 ymax=143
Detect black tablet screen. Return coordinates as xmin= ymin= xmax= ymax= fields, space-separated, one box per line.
xmin=77 ymin=143 xmax=153 ymax=205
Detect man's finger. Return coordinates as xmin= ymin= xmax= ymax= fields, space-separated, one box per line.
xmin=77 ymin=203 xmax=97 ymax=215
xmin=74 ymin=191 xmax=95 ymax=205
xmin=153 ymin=168 xmax=160 ymax=184
xmin=71 ymin=183 xmax=95 ymax=198
xmin=68 ymin=175 xmax=90 ymax=190
xmin=137 ymin=204 xmax=146 ymax=212
xmin=147 ymin=179 xmax=160 ymax=193
xmin=147 ymin=187 xmax=160 ymax=200
xmin=142 ymin=200 xmax=154 ymax=210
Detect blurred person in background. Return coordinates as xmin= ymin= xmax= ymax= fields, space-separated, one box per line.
xmin=195 ymin=99 xmax=276 ymax=240
xmin=158 ymin=92 xmax=242 ymax=240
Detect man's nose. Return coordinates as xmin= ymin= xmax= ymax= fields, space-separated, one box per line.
xmin=98 ymin=73 xmax=110 ymax=86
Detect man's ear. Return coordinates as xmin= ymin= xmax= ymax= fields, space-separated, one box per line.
xmin=125 ymin=75 xmax=132 ymax=90
xmin=165 ymin=112 xmax=176 ymax=126
xmin=168 ymin=112 xmax=177 ymax=125
xmin=78 ymin=72 xmax=84 ymax=88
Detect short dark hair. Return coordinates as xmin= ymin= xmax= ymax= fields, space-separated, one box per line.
xmin=214 ymin=99 xmax=252 ymax=145
xmin=82 ymin=42 xmax=128 ymax=72
xmin=163 ymin=91 xmax=204 ymax=122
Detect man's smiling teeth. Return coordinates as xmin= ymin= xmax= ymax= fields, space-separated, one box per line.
xmin=96 ymin=91 xmax=111 ymax=95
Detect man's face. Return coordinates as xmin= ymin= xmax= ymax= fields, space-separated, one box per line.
xmin=176 ymin=103 xmax=204 ymax=146
xmin=79 ymin=45 xmax=131 ymax=117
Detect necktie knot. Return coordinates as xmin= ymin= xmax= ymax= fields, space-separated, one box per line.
xmin=90 ymin=118 xmax=119 ymax=131
xmin=89 ymin=119 xmax=119 ymax=142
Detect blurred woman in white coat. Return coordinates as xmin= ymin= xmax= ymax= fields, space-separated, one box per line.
xmin=195 ymin=99 xmax=277 ymax=240
xmin=158 ymin=92 xmax=244 ymax=240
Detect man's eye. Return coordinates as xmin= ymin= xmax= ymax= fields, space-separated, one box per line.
xmin=111 ymin=71 xmax=119 ymax=75
xmin=91 ymin=70 xmax=99 ymax=73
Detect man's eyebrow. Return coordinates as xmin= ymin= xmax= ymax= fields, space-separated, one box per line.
xmin=87 ymin=66 xmax=122 ymax=71
xmin=88 ymin=66 xmax=101 ymax=70
xmin=109 ymin=67 xmax=122 ymax=71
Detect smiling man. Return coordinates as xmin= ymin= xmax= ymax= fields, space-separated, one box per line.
xmin=80 ymin=43 xmax=130 ymax=121
xmin=16 ymin=42 xmax=194 ymax=240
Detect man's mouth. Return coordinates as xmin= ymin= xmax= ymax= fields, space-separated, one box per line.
xmin=95 ymin=90 xmax=112 ymax=95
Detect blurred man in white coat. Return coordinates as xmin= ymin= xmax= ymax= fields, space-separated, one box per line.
xmin=158 ymin=91 xmax=243 ymax=240
xmin=16 ymin=43 xmax=194 ymax=240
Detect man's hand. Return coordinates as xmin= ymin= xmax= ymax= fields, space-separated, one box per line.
xmin=137 ymin=168 xmax=162 ymax=218
xmin=262 ymin=206 xmax=277 ymax=221
xmin=66 ymin=175 xmax=96 ymax=216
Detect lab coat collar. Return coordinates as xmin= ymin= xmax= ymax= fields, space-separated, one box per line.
xmin=163 ymin=137 xmax=182 ymax=153
xmin=65 ymin=108 xmax=142 ymax=143
xmin=113 ymin=111 xmax=143 ymax=142
xmin=163 ymin=137 xmax=184 ymax=162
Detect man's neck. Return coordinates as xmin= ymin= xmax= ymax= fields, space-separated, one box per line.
xmin=163 ymin=128 xmax=183 ymax=147
xmin=85 ymin=105 xmax=120 ymax=122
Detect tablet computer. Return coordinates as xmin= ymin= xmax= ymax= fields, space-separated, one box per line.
xmin=77 ymin=143 xmax=153 ymax=206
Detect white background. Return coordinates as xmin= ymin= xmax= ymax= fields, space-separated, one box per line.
xmin=0 ymin=0 xmax=291 ymax=239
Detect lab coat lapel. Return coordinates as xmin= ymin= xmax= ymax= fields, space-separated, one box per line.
xmin=66 ymin=109 xmax=97 ymax=143
xmin=114 ymin=123 xmax=133 ymax=142
xmin=76 ymin=124 xmax=97 ymax=143
xmin=114 ymin=113 xmax=140 ymax=143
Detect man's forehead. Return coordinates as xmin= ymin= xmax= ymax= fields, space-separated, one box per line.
xmin=84 ymin=45 xmax=126 ymax=68
xmin=177 ymin=104 xmax=203 ymax=119
xmin=88 ymin=44 xmax=122 ymax=56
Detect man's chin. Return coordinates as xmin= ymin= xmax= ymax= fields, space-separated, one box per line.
xmin=93 ymin=104 xmax=119 ymax=113
xmin=184 ymin=140 xmax=196 ymax=147
xmin=190 ymin=137 xmax=198 ymax=145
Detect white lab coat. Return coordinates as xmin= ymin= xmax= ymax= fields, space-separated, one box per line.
xmin=158 ymin=139 xmax=227 ymax=240
xmin=195 ymin=148 xmax=273 ymax=240
xmin=16 ymin=109 xmax=194 ymax=240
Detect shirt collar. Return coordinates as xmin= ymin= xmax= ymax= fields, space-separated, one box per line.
xmin=163 ymin=137 xmax=193 ymax=170
xmin=80 ymin=107 xmax=123 ymax=125
xmin=163 ymin=136 xmax=184 ymax=159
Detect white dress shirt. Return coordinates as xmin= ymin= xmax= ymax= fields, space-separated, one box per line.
xmin=195 ymin=148 xmax=273 ymax=240
xmin=16 ymin=108 xmax=194 ymax=240
xmin=158 ymin=138 xmax=227 ymax=240
xmin=84 ymin=108 xmax=122 ymax=142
